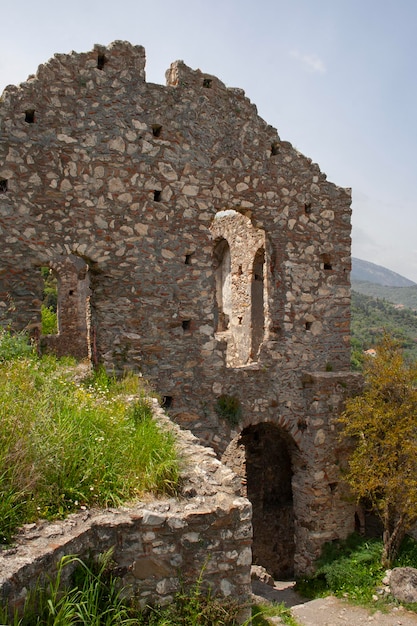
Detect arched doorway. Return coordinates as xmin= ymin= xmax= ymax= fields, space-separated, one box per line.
xmin=222 ymin=422 xmax=295 ymax=579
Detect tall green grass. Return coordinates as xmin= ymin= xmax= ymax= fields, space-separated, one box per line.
xmin=296 ymin=534 xmax=384 ymax=604
xmin=0 ymin=332 xmax=180 ymax=544
xmin=1 ymin=552 xmax=239 ymax=625
xmin=1 ymin=550 xmax=134 ymax=626
xmin=296 ymin=532 xmax=417 ymax=609
xmin=251 ymin=603 xmax=300 ymax=626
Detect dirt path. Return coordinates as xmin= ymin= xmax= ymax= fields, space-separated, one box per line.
xmin=252 ymin=580 xmax=417 ymax=625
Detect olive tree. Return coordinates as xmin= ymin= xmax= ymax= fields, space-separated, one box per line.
xmin=340 ymin=334 xmax=417 ymax=567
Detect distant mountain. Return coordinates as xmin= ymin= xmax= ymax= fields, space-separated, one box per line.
xmin=351 ymin=258 xmax=416 ymax=287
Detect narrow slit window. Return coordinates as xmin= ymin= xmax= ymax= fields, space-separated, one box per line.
xmin=182 ymin=320 xmax=191 ymax=331
xmin=25 ymin=109 xmax=35 ymax=124
xmin=153 ymin=190 xmax=162 ymax=202
xmin=305 ymin=321 xmax=312 ymax=331
xmin=271 ymin=142 xmax=279 ymax=156
xmin=203 ymin=78 xmax=212 ymax=88
xmin=322 ymin=254 xmax=333 ymax=271
xmin=0 ymin=179 xmax=8 ymax=193
xmin=251 ymin=247 xmax=265 ymax=360
xmin=185 ymin=254 xmax=192 ymax=265
xmin=152 ymin=124 xmax=162 ymax=137
xmin=213 ymin=238 xmax=231 ymax=332
xmin=304 ymin=203 xmax=312 ymax=214
xmin=162 ymin=395 xmax=173 ymax=409
xmin=97 ymin=54 xmax=107 ymax=70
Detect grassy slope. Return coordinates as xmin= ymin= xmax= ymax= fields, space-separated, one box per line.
xmin=0 ymin=344 xmax=180 ymax=544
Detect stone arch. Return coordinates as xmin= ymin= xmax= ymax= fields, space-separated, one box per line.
xmin=222 ymin=421 xmax=296 ymax=579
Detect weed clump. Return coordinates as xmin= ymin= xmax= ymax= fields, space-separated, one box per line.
xmin=215 ymin=394 xmax=242 ymax=426
xmin=0 ymin=328 xmax=34 ymax=361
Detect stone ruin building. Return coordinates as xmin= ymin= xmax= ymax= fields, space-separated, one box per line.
xmin=0 ymin=41 xmax=361 ymax=578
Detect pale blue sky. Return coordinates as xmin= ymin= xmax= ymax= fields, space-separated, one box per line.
xmin=2 ymin=0 xmax=416 ymax=281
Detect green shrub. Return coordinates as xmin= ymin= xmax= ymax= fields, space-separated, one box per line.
xmin=0 ymin=329 xmax=34 ymax=361
xmin=40 ymin=267 xmax=58 ymax=311
xmin=41 ymin=304 xmax=58 ymax=334
xmin=296 ymin=533 xmax=385 ymax=604
xmin=395 ymin=535 xmax=417 ymax=568
xmin=297 ymin=533 xmax=417 ymax=610
xmin=215 ymin=394 xmax=242 ymax=426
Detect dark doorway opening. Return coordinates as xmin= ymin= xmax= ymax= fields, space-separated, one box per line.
xmin=223 ymin=423 xmax=295 ymax=579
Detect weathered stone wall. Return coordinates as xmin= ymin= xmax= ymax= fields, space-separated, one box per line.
xmin=0 ymin=401 xmax=252 ymax=621
xmin=0 ymin=41 xmax=360 ymax=574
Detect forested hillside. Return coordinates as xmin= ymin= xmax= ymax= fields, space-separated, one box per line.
xmin=352 ymin=281 xmax=417 ymax=310
xmin=351 ymin=290 xmax=417 ymax=369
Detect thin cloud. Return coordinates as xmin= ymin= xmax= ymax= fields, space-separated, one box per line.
xmin=290 ymin=50 xmax=326 ymax=74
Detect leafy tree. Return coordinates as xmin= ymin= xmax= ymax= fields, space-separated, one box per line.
xmin=340 ymin=334 xmax=417 ymax=567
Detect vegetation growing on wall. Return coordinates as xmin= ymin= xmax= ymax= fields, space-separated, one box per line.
xmin=215 ymin=395 xmax=242 ymax=426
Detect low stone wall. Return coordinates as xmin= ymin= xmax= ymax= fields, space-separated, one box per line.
xmin=0 ymin=401 xmax=252 ymax=621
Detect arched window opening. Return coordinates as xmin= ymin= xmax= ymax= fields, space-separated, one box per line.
xmin=211 ymin=210 xmax=268 ymax=367
xmin=213 ymin=238 xmax=231 ymax=332
xmin=251 ymin=248 xmax=265 ymax=360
